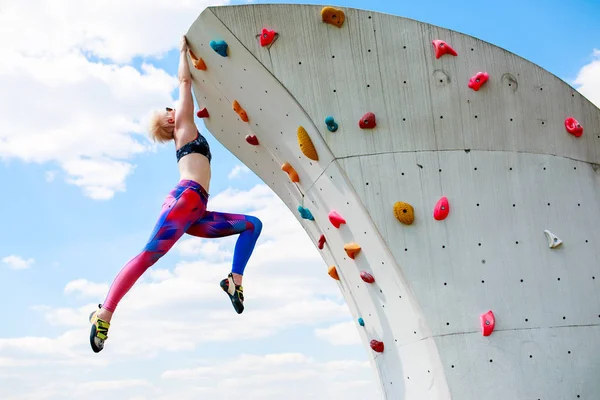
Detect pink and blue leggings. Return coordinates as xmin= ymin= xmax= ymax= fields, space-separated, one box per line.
xmin=102 ymin=179 xmax=262 ymax=312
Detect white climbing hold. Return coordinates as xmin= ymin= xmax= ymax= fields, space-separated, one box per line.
xmin=544 ymin=230 xmax=562 ymax=248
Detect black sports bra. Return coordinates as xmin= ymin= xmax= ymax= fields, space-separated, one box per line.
xmin=176 ymin=131 xmax=212 ymax=163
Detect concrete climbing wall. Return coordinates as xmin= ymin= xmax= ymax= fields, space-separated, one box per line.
xmin=185 ymin=4 xmax=600 ymax=399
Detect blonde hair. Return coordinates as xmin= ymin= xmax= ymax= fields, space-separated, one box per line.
xmin=148 ymin=109 xmax=174 ymax=143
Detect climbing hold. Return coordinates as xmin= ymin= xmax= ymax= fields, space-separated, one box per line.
xmin=344 ymin=243 xmax=361 ymax=259
xmin=468 ymin=72 xmax=489 ymax=91
xmin=196 ymin=108 xmax=209 ymax=118
xmin=480 ymin=310 xmax=495 ymax=337
xmin=393 ymin=201 xmax=415 ymax=225
xmin=281 ymin=162 xmax=299 ymax=183
xmin=259 ymin=28 xmax=277 ymax=47
xmin=358 ymin=318 xmax=365 ymax=326
xmin=432 ymin=39 xmax=458 ymax=59
xmin=232 ymin=100 xmax=249 ymax=122
xmin=318 ymin=234 xmax=326 ymax=249
xmin=328 ymin=265 xmax=340 ymax=280
xmin=433 ymin=196 xmax=450 ymax=221
xmin=298 ymin=205 xmax=314 ymax=220
xmin=321 ymin=6 xmax=345 ymax=28
xmin=565 ymin=117 xmax=583 ymax=137
xmin=245 ymin=134 xmax=259 ymax=146
xmin=359 ymin=112 xmax=377 ymax=129
xmin=325 ymin=116 xmax=338 ymax=132
xmin=328 ymin=210 xmax=346 ymax=228
xmin=544 ymin=230 xmax=563 ymax=248
xmin=370 ymin=339 xmax=384 ymax=353
xmin=188 ymin=50 xmax=207 ymax=70
xmin=297 ymin=126 xmax=318 ymax=161
xmin=210 ymin=40 xmax=228 ymax=57
xmin=360 ymin=271 xmax=375 ymax=283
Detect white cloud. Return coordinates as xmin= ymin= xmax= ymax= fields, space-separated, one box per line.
xmin=0 ymin=0 xmax=228 ymax=200
xmin=573 ymin=48 xmax=600 ymax=108
xmin=314 ymin=321 xmax=361 ymax=346
xmin=0 ymin=184 xmax=374 ymax=399
xmin=228 ymin=164 xmax=251 ymax=179
xmin=2 ymin=255 xmax=34 ymax=270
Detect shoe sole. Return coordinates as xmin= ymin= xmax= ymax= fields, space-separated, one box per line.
xmin=220 ymin=280 xmax=244 ymax=314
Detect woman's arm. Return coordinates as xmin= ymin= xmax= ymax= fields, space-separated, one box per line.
xmin=175 ymin=36 xmax=195 ymax=128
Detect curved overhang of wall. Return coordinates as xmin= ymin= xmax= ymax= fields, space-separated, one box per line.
xmin=186 ymin=4 xmax=600 ymax=399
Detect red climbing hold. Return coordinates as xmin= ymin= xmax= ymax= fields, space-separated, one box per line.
xmin=480 ymin=310 xmax=495 ymax=336
xmin=196 ymin=108 xmax=209 ymax=118
xmin=328 ymin=210 xmax=346 ymax=228
xmin=370 ymin=339 xmax=384 ymax=353
xmin=359 ymin=112 xmax=376 ymax=129
xmin=245 ymin=134 xmax=259 ymax=146
xmin=318 ymin=234 xmax=326 ymax=249
xmin=433 ymin=196 xmax=450 ymax=221
xmin=565 ymin=117 xmax=583 ymax=137
xmin=468 ymin=72 xmax=489 ymax=91
xmin=259 ymin=28 xmax=277 ymax=47
xmin=432 ymin=40 xmax=458 ymax=59
xmin=360 ymin=271 xmax=375 ymax=283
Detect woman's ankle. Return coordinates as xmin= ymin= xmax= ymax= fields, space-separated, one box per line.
xmin=97 ymin=308 xmax=113 ymax=323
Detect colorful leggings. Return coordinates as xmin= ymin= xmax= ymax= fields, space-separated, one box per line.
xmin=102 ymin=179 xmax=262 ymax=312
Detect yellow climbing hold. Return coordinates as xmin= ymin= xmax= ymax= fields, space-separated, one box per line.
xmin=232 ymin=100 xmax=249 ymax=122
xmin=297 ymin=126 xmax=318 ymax=161
xmin=344 ymin=243 xmax=361 ymax=259
xmin=281 ymin=162 xmax=299 ymax=183
xmin=321 ymin=6 xmax=345 ymax=28
xmin=328 ymin=265 xmax=340 ymax=280
xmin=188 ymin=49 xmax=207 ymax=70
xmin=393 ymin=201 xmax=415 ymax=225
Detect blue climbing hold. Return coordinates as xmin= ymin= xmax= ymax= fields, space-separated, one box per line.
xmin=325 ymin=116 xmax=338 ymax=132
xmin=298 ymin=205 xmax=314 ymax=220
xmin=210 ymin=40 xmax=228 ymax=57
xmin=358 ymin=318 xmax=365 ymax=326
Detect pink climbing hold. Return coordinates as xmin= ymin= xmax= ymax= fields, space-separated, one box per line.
xmin=433 ymin=196 xmax=450 ymax=221
xmin=328 ymin=210 xmax=346 ymax=228
xmin=360 ymin=271 xmax=375 ymax=283
xmin=370 ymin=339 xmax=384 ymax=353
xmin=565 ymin=117 xmax=583 ymax=137
xmin=245 ymin=134 xmax=259 ymax=146
xmin=259 ymin=28 xmax=277 ymax=47
xmin=359 ymin=112 xmax=376 ymax=129
xmin=468 ymin=72 xmax=489 ymax=91
xmin=480 ymin=310 xmax=495 ymax=336
xmin=318 ymin=234 xmax=326 ymax=249
xmin=432 ymin=39 xmax=458 ymax=59
xmin=196 ymin=108 xmax=209 ymax=118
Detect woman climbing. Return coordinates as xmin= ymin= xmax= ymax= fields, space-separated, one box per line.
xmin=88 ymin=35 xmax=263 ymax=353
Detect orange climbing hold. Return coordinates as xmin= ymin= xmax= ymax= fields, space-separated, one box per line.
xmin=281 ymin=162 xmax=299 ymax=183
xmin=344 ymin=243 xmax=361 ymax=259
xmin=328 ymin=265 xmax=340 ymax=280
xmin=188 ymin=49 xmax=207 ymax=70
xmin=321 ymin=6 xmax=345 ymax=28
xmin=393 ymin=201 xmax=414 ymax=225
xmin=232 ymin=100 xmax=249 ymax=122
xmin=297 ymin=126 xmax=318 ymax=161
xmin=328 ymin=210 xmax=346 ymax=228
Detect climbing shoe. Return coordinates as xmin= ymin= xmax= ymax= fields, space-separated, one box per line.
xmin=220 ymin=273 xmax=244 ymax=314
xmin=89 ymin=304 xmax=110 ymax=353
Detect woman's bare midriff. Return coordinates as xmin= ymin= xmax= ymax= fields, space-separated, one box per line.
xmin=178 ymin=153 xmax=212 ymax=193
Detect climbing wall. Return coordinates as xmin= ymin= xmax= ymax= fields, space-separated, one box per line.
xmin=185 ymin=4 xmax=600 ymax=399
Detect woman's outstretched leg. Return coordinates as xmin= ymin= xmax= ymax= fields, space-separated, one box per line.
xmin=89 ymin=182 xmax=207 ymax=353
xmin=186 ymin=210 xmax=262 ymax=314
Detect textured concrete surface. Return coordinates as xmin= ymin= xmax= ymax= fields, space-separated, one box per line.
xmin=186 ymin=4 xmax=600 ymax=399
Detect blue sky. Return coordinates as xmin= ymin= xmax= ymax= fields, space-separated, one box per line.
xmin=0 ymin=0 xmax=598 ymax=398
